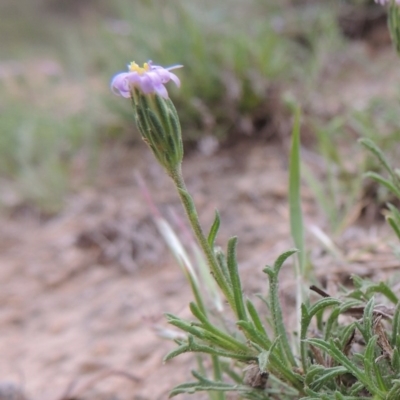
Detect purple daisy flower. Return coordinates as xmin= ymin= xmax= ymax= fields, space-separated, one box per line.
xmin=111 ymin=61 xmax=183 ymax=99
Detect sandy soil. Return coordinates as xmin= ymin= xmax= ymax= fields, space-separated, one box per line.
xmin=0 ymin=139 xmax=302 ymax=400
xmin=0 ymin=137 xmax=397 ymax=400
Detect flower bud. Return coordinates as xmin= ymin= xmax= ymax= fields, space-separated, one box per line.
xmin=111 ymin=61 xmax=184 ymax=173
xmin=131 ymin=88 xmax=183 ymax=173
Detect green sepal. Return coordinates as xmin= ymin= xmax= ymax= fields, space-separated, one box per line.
xmin=131 ymin=89 xmax=183 ymax=172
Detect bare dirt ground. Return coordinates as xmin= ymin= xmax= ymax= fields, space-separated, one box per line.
xmin=1 ymin=43 xmax=400 ymax=400
xmin=0 ymin=140 xmax=298 ymax=400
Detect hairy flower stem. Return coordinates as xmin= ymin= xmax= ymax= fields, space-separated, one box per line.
xmin=170 ymin=166 xmax=236 ymax=314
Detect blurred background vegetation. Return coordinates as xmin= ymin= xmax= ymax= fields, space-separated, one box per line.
xmin=1 ymin=0 xmax=399 ymax=218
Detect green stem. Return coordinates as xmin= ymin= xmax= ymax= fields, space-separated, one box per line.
xmin=211 ymin=355 xmax=225 ymax=400
xmin=188 ymin=273 xmax=207 ymax=316
xmin=170 ymin=166 xmax=235 ymax=312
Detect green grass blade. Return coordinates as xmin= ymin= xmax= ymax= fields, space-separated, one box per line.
xmin=289 ymin=107 xmax=306 ymax=275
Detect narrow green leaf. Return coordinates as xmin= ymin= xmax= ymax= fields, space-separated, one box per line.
xmin=257 ymin=337 xmax=281 ymax=375
xmin=189 ymin=302 xmax=210 ymax=325
xmin=169 ymin=374 xmax=243 ymax=398
xmin=392 ymin=302 xmax=400 ymax=347
xmin=226 ymin=236 xmax=247 ymax=321
xmin=300 ymin=303 xmax=310 ymax=373
xmin=306 ymin=339 xmax=362 ymax=378
xmin=306 ymin=338 xmax=385 ymax=398
xmin=258 ymin=350 xmax=270 ymax=374
xmin=164 ymin=341 xmax=190 ymax=362
xmin=324 ymin=300 xmax=361 ymax=341
xmin=351 ymin=275 xmax=364 ymax=290
xmin=359 ymin=138 xmax=400 ymax=190
xmin=207 ymin=210 xmax=221 ymax=248
xmin=362 ymin=297 xmax=375 ymax=343
xmin=365 ymin=281 xmax=398 ymax=304
xmin=236 ymin=320 xmax=271 ymax=351
xmin=307 ymin=298 xmax=342 ymax=321
xmin=387 ymin=215 xmax=400 ymax=241
xmin=348 ymin=382 xmax=366 ymax=396
xmin=214 ymin=249 xmax=232 ymax=288
xmin=273 ymin=248 xmax=299 ymax=274
xmin=189 ymin=302 xmax=251 ymax=353
xmin=165 ymin=314 xmax=207 ymax=339
xmin=373 ymin=357 xmax=389 ymax=393
xmin=387 ymin=380 xmax=400 ymax=400
xmin=300 ymin=298 xmax=341 ymax=373
xmin=339 ymin=323 xmax=357 ymax=349
xmin=363 ymin=336 xmax=380 ymax=394
xmin=387 ymin=206 xmax=400 ymax=240
xmin=189 ymin=341 xmax=256 ymax=362
xmin=264 ymin=250 xmax=298 ymax=368
xmin=392 ymin=347 xmax=400 ymax=372
xmin=306 ymin=366 xmax=347 ymax=391
xmin=388 ymin=203 xmax=400 ymax=220
xmin=303 ymin=364 xmax=325 ymax=382
xmin=363 ymin=171 xmax=400 ymax=199
xmin=246 ymin=299 xmax=270 ymax=341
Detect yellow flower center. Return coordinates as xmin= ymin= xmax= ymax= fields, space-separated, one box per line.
xmin=128 ymin=61 xmax=150 ymax=74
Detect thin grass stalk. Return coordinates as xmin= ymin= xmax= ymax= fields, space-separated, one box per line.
xmin=288 ymin=107 xmax=306 ymax=346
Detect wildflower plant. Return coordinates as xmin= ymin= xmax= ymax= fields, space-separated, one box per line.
xmin=112 ymin=18 xmax=400 ymax=396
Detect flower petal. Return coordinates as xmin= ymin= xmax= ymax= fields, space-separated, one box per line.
xmin=147 ymin=70 xmax=163 ymax=86
xmin=111 ymin=72 xmax=131 ymax=97
xmin=166 ymin=64 xmax=184 ymax=71
xmin=168 ymin=72 xmax=181 ymax=87
xmin=111 ymin=62 xmax=183 ymax=98
xmin=138 ymin=74 xmax=156 ymax=94
xmin=153 ymin=83 xmax=169 ymax=99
